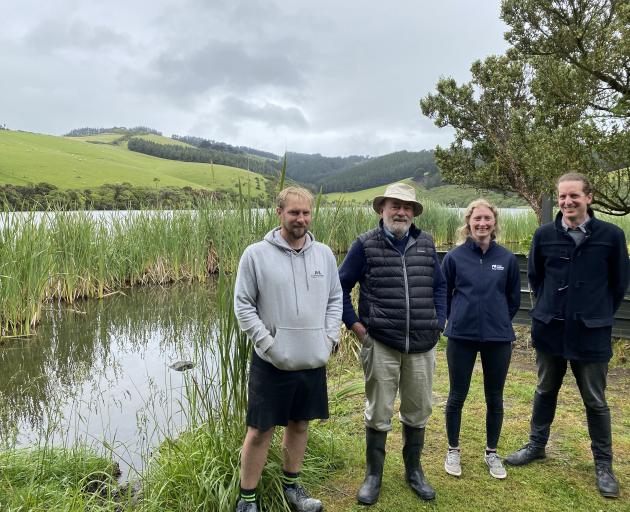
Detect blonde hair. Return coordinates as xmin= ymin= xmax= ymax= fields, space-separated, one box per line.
xmin=276 ymin=186 xmax=314 ymax=210
xmin=456 ymin=199 xmax=500 ymax=244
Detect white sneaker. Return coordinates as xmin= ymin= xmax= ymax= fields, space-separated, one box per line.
xmin=485 ymin=452 xmax=507 ymax=479
xmin=444 ymin=449 xmax=462 ymax=477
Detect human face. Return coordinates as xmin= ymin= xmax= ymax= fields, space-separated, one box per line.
xmin=468 ymin=206 xmax=496 ymax=243
xmin=557 ymin=180 xmax=592 ymax=227
xmin=277 ymin=194 xmax=312 ymax=247
xmin=380 ymin=198 xmax=414 ymax=238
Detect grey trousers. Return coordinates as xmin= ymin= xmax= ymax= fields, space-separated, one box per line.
xmin=529 ymin=350 xmax=612 ymax=462
xmin=360 ymin=334 xmax=435 ymax=431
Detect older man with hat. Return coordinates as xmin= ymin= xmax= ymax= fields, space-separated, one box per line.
xmin=339 ymin=182 xmax=446 ymax=505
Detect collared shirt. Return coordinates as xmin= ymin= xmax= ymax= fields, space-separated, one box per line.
xmin=561 ymin=215 xmax=590 ymax=246
xmin=383 ymin=226 xmax=410 ymax=254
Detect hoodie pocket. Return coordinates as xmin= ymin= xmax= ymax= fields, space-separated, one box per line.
xmin=264 ymin=326 xmax=331 ymax=371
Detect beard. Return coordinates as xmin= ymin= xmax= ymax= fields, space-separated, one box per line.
xmin=383 ymin=216 xmax=411 ymax=239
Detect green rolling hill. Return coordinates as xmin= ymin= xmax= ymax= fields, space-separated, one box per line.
xmin=324 ymin=178 xmax=527 ymax=208
xmin=0 ymin=130 xmax=267 ymax=197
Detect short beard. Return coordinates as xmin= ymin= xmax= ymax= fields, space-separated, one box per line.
xmin=383 ymin=217 xmax=410 ymax=239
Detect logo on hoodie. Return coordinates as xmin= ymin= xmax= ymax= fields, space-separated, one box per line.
xmin=312 ymin=269 xmax=325 ymax=278
xmin=491 ymin=264 xmax=505 ymax=271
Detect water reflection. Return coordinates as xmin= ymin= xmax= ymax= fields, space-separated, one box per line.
xmin=0 ymin=280 xmax=219 ymax=477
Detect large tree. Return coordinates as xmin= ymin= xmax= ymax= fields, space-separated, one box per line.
xmin=420 ymin=55 xmax=594 ymax=223
xmin=421 ymin=1 xmax=630 ymax=221
xmin=501 ymin=0 xmax=630 ymax=215
xmin=502 ymin=0 xmax=629 ymax=116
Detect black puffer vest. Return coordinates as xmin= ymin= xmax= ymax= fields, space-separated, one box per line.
xmin=358 ymin=223 xmax=439 ymax=353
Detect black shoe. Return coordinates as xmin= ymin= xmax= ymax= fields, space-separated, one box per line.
xmin=357 ymin=427 xmax=387 ymax=506
xmin=402 ymin=425 xmax=435 ymax=501
xmin=504 ymin=443 xmax=546 ymax=466
xmin=595 ymin=462 xmax=619 ymax=498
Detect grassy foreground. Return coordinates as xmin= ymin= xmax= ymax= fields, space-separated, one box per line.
xmin=315 ymin=332 xmax=630 ymax=512
xmin=1 ymin=320 xmax=628 ymax=510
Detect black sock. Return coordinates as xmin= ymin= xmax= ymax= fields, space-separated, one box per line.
xmin=486 ymin=448 xmax=497 ymax=455
xmin=240 ymin=486 xmax=256 ymax=503
xmin=281 ymin=470 xmax=299 ymax=489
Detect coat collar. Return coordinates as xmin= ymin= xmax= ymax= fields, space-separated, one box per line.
xmin=554 ymin=208 xmax=596 ymax=234
xmin=463 ymin=236 xmax=496 ymax=254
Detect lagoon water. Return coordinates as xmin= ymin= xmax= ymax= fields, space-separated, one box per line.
xmin=0 ymin=281 xmax=221 ymax=479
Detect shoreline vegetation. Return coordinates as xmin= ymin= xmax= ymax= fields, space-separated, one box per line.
xmin=1 ymin=197 xmax=629 ymax=511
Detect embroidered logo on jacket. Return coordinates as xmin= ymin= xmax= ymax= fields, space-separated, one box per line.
xmin=491 ymin=264 xmax=505 ymax=271
xmin=312 ymin=270 xmax=325 ymax=278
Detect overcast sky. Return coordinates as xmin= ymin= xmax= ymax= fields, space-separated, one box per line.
xmin=1 ymin=0 xmax=508 ymax=157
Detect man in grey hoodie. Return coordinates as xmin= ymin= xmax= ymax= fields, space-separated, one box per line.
xmin=234 ymin=186 xmax=343 ymax=512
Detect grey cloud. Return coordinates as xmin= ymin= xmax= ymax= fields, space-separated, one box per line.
xmin=1 ymin=0 xmax=510 ymax=156
xmin=145 ymin=39 xmax=306 ymax=100
xmin=24 ymin=19 xmax=130 ymax=53
xmin=220 ymin=96 xmax=308 ymax=129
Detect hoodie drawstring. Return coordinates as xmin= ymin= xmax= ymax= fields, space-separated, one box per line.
xmin=290 ymin=253 xmax=300 ymax=316
xmin=303 ymin=254 xmax=310 ymax=291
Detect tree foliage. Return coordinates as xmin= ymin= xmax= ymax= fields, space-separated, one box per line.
xmin=421 ymin=0 xmax=630 ymax=222
xmin=65 ymin=126 xmax=162 ymax=137
xmin=172 ymin=134 xmax=279 ymax=160
xmin=502 ymin=0 xmax=630 ymax=215
xmin=127 ymin=138 xmax=280 ymax=176
xmin=421 ymin=55 xmax=592 ymax=223
xmin=285 ymin=152 xmax=369 ymax=186
xmin=0 ymin=182 xmax=270 ymax=211
xmin=321 ymin=150 xmax=440 ymax=193
xmin=502 ymin=0 xmax=629 ymax=116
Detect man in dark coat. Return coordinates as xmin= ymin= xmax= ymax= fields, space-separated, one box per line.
xmin=505 ymin=173 xmax=629 ymax=499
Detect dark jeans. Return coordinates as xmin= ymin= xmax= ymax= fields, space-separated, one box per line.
xmin=445 ymin=338 xmax=512 ymax=449
xmin=529 ymin=350 xmax=612 ymax=462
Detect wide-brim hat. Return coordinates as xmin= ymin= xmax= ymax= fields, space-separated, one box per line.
xmin=372 ymin=182 xmax=423 ymax=216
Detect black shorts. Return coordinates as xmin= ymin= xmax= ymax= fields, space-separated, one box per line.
xmin=246 ymin=351 xmax=329 ymax=431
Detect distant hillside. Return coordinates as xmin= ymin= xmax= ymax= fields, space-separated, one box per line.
xmin=65 ymin=126 xmax=162 ymax=137
xmin=0 ymin=130 xmax=268 ymax=195
xmin=324 ymin=178 xmax=527 ymax=208
xmin=285 ymin=152 xmax=369 ymax=187
xmin=172 ymin=134 xmax=279 ymax=161
xmin=320 ymin=150 xmax=439 ymax=192
xmin=127 ymin=137 xmax=279 ymax=175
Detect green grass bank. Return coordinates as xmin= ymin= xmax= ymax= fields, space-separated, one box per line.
xmin=0 ymin=130 xmax=265 ymax=195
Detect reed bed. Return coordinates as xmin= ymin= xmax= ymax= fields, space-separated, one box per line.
xmin=3 ymin=201 xmax=630 ymax=338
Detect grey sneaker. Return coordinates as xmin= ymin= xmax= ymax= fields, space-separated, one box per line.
xmin=284 ymin=484 xmax=323 ymax=512
xmin=444 ymin=449 xmax=462 ymax=477
xmin=236 ymin=499 xmax=258 ymax=511
xmin=485 ymin=452 xmax=507 ymax=479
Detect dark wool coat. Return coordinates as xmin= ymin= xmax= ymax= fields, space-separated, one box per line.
xmin=528 ymin=210 xmax=629 ymax=361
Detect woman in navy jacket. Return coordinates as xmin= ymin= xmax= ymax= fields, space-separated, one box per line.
xmin=441 ymin=199 xmax=520 ymax=480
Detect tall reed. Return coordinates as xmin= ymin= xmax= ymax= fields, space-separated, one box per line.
xmin=2 ymin=201 xmax=630 ymax=337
